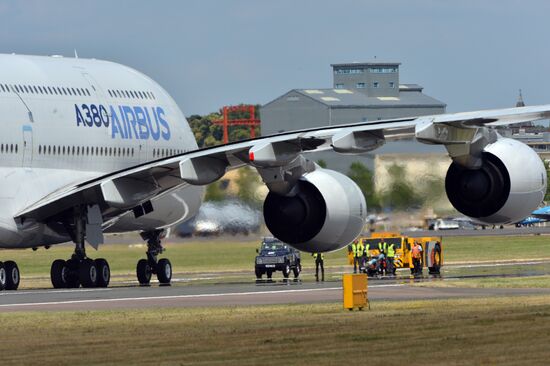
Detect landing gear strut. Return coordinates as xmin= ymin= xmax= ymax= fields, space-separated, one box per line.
xmin=136 ymin=230 xmax=172 ymax=286
xmin=50 ymin=205 xmax=110 ymax=289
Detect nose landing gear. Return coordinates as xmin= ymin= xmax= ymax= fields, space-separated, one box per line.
xmin=136 ymin=230 xmax=172 ymax=286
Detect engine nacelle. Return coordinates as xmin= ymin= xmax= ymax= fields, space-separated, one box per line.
xmin=263 ymin=168 xmax=366 ymax=252
xmin=445 ymin=137 xmax=546 ymax=224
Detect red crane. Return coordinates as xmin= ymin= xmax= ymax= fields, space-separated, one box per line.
xmin=212 ymin=105 xmax=260 ymax=144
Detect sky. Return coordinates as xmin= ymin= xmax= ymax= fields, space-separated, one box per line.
xmin=1 ymin=0 xmax=549 ymax=115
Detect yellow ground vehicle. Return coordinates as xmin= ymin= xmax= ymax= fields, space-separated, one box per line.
xmin=358 ymin=232 xmax=443 ymax=275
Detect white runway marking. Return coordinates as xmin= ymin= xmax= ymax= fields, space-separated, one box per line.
xmin=0 ymin=284 xmax=403 ymax=308
xmin=0 ymin=288 xmax=113 ymax=296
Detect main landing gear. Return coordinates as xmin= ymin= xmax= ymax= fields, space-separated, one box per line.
xmin=50 ymin=206 xmax=110 ymax=289
xmin=136 ymin=230 xmax=172 ymax=286
xmin=0 ymin=260 xmax=21 ymax=291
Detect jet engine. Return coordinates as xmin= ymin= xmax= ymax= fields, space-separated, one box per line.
xmin=445 ymin=137 xmax=546 ymax=224
xmin=263 ymin=168 xmax=366 ymax=253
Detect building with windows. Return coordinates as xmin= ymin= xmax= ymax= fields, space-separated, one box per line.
xmin=261 ymin=61 xmax=446 ymax=136
xmin=260 ymin=61 xmax=447 ymax=175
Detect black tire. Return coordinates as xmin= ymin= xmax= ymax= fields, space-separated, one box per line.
xmin=282 ymin=263 xmax=290 ymax=278
xmin=65 ymin=259 xmax=80 ymax=288
xmin=255 ymin=267 xmax=263 ymax=279
xmin=266 ymin=270 xmax=272 ymax=279
xmin=51 ymin=259 xmax=68 ymax=289
xmin=292 ymin=262 xmax=301 ymax=278
xmin=95 ymin=258 xmax=110 ymax=288
xmin=79 ymin=259 xmax=98 ymax=288
xmin=4 ymin=261 xmax=20 ymax=290
xmin=157 ymin=258 xmax=172 ymax=284
xmin=429 ymin=244 xmax=442 ymax=275
xmin=0 ymin=262 xmax=6 ymax=291
xmin=137 ymin=259 xmax=152 ymax=285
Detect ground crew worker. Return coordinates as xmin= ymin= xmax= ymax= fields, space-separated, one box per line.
xmin=351 ymin=240 xmax=364 ymax=273
xmin=411 ymin=241 xmax=423 ymax=276
xmin=313 ymin=252 xmax=325 ymax=281
xmin=378 ymin=240 xmax=388 ymax=256
xmin=386 ymin=242 xmax=396 ymax=276
xmin=378 ymin=240 xmax=388 ymax=274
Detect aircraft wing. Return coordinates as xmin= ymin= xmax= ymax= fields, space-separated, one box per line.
xmin=15 ymin=105 xmax=550 ymax=223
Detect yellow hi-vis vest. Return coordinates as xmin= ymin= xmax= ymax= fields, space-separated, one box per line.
xmin=313 ymin=253 xmax=324 ymax=260
xmin=387 ymin=243 xmax=395 ymax=258
xmin=357 ymin=242 xmax=365 ymax=257
xmin=378 ymin=241 xmax=388 ymax=254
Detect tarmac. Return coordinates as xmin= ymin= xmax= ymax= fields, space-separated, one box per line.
xmin=1 ymin=279 xmax=549 ymax=312
xmin=401 ymin=226 xmax=550 ymax=237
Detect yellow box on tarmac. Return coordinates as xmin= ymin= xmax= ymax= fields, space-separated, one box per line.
xmin=342 ymin=274 xmax=368 ymax=311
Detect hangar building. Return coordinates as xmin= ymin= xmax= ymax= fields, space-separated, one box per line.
xmin=261 ymin=61 xmax=446 ymax=135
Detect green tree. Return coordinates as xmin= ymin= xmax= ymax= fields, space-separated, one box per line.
xmin=187 ymin=105 xmax=262 ymax=147
xmin=204 ymin=179 xmax=229 ymax=202
xmin=235 ymin=166 xmax=262 ymax=207
xmin=202 ymin=135 xmax=218 ymax=147
xmin=417 ymin=175 xmax=445 ymax=206
xmin=316 ymin=159 xmax=327 ymax=168
xmin=380 ymin=164 xmax=422 ymax=210
xmin=544 ymin=159 xmax=550 ymax=202
xmin=347 ymin=161 xmax=380 ymax=211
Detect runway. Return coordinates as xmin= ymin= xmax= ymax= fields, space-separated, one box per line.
xmin=1 ymin=280 xmax=549 ymax=312
xmin=401 ymin=226 xmax=550 ymax=237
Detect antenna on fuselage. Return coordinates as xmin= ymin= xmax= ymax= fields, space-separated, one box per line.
xmin=74 ymin=49 xmax=79 ymax=59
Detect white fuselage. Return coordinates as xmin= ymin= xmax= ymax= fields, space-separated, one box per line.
xmin=0 ymin=54 xmax=203 ymax=248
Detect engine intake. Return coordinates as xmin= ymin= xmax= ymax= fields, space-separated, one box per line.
xmin=445 ymin=137 xmax=546 ymax=224
xmin=264 ymin=169 xmax=366 ymax=252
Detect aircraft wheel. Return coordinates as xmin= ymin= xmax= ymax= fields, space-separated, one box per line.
xmin=95 ymin=258 xmax=110 ymax=288
xmin=65 ymin=259 xmax=81 ymax=288
xmin=51 ymin=259 xmax=69 ymax=288
xmin=0 ymin=262 xmax=6 ymax=291
xmin=157 ymin=258 xmax=172 ymax=285
xmin=79 ymin=259 xmax=98 ymax=288
xmin=137 ymin=259 xmax=152 ymax=286
xmin=4 ymin=261 xmax=20 ymax=290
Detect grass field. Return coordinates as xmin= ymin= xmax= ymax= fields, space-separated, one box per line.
xmin=418 ymin=275 xmax=550 ymax=288
xmin=2 ymin=234 xmax=550 ymax=279
xmin=0 ymin=296 xmax=549 ymax=365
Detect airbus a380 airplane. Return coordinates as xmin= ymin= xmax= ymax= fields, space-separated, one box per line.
xmin=0 ymin=53 xmax=547 ymax=291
